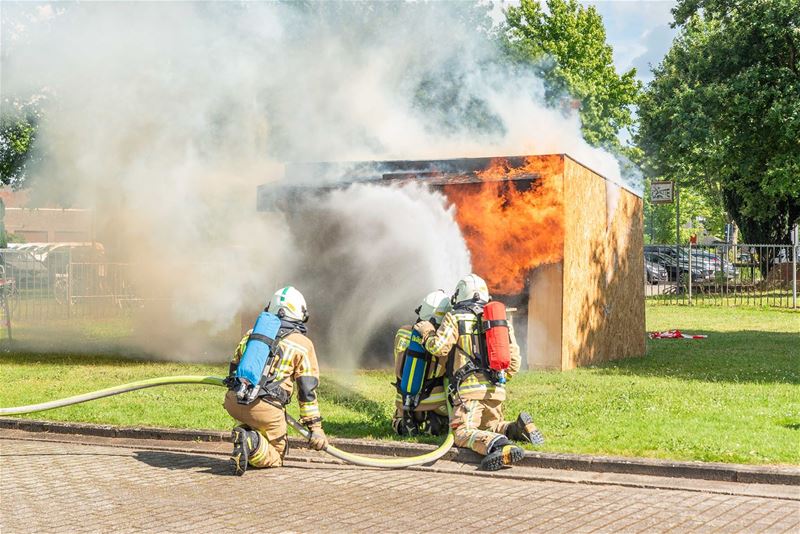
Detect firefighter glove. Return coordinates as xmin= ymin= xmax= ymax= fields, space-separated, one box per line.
xmin=308 ymin=423 xmax=328 ymax=451
xmin=414 ymin=320 xmax=436 ymax=342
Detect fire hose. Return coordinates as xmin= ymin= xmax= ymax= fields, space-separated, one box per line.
xmin=0 ymin=375 xmax=454 ymax=469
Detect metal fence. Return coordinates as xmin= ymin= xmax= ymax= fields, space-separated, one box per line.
xmin=1 ymin=240 xmax=797 ymax=330
xmin=645 ymin=243 xmax=799 ymax=308
xmin=0 ymin=249 xmax=141 ymax=323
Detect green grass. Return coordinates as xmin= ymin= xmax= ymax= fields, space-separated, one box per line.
xmin=1 ymin=305 xmax=798 ymax=464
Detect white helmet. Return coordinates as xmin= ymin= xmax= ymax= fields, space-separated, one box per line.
xmin=267 ymin=286 xmax=308 ymax=322
xmin=452 ymin=273 xmax=490 ymax=305
xmin=415 ymin=289 xmax=451 ymax=325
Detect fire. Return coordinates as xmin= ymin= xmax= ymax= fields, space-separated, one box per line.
xmin=443 ymin=155 xmax=564 ymax=295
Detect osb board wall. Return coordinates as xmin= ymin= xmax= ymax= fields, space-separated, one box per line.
xmin=527 ymin=262 xmax=564 ymax=369
xmin=561 ymin=157 xmax=645 ymax=369
xmin=601 ymin=184 xmax=645 ymax=364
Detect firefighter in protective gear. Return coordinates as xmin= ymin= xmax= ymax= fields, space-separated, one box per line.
xmin=224 ymin=286 xmax=327 ymax=475
xmin=417 ymin=274 xmax=544 ymax=471
xmin=391 ymin=290 xmax=451 ymax=436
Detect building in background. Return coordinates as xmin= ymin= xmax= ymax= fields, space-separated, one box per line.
xmin=0 ymin=188 xmax=95 ymax=243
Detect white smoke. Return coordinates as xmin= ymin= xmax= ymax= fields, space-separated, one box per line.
xmin=284 ymin=183 xmax=470 ymax=367
xmin=1 ymin=1 xmax=629 ymax=363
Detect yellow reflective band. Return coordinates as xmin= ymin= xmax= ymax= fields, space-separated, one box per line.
xmin=249 ymin=437 xmax=269 ymax=465
xmin=428 ymin=361 xmax=446 ymax=378
xmin=458 ymin=383 xmax=503 ymax=392
xmin=419 ymin=393 xmax=446 ymax=404
xmin=299 ymin=402 xmax=320 ymax=418
xmin=406 ymin=358 xmax=418 ymax=393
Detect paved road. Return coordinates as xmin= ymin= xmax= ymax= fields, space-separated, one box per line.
xmin=1 ymin=438 xmax=798 ymax=533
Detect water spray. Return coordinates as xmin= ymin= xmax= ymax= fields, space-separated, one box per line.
xmin=0 ymin=375 xmax=454 ymax=469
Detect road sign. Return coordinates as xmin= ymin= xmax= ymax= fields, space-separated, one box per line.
xmin=725 ymin=223 xmax=735 ymax=243
xmin=650 ymin=181 xmax=674 ymax=204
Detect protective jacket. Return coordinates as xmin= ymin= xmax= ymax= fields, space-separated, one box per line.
xmin=421 ymin=304 xmax=521 ymax=402
xmin=393 ymin=324 xmax=447 ymax=413
xmin=230 ymin=325 xmax=321 ymax=425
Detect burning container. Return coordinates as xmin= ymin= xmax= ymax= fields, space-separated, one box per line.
xmin=259 ymin=154 xmax=645 ymax=370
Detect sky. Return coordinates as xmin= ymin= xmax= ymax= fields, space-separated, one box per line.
xmin=581 ymin=0 xmax=678 ymax=84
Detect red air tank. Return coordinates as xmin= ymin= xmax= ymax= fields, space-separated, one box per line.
xmin=482 ymin=301 xmax=510 ymax=371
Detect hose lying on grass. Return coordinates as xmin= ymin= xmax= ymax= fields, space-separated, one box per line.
xmin=0 ymin=375 xmax=454 ymax=469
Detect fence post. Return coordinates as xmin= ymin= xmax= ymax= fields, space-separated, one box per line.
xmin=1 ymin=266 xmax=11 ymax=341
xmin=688 ymin=240 xmax=693 ymax=305
xmin=793 ymin=224 xmax=798 ymax=309
xmin=675 ymin=185 xmax=680 ymax=304
xmin=67 ymin=248 xmax=73 ymax=318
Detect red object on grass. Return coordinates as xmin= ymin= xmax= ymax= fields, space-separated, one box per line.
xmin=649 ymin=329 xmax=707 ymax=339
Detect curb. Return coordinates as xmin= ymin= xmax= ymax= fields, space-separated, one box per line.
xmin=2 ymin=417 xmax=798 ymax=486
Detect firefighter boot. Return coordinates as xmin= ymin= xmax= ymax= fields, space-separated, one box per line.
xmin=480 ymin=436 xmax=525 ymax=471
xmin=230 ymin=426 xmax=260 ymax=476
xmin=505 ymin=411 xmax=545 ymax=446
xmin=425 ymin=412 xmax=449 ymax=437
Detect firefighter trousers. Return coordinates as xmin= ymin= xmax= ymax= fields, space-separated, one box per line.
xmin=223 ymin=391 xmax=288 ymax=468
xmin=451 ymin=398 xmax=513 ymax=456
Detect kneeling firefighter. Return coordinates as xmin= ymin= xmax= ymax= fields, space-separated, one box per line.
xmin=392 ymin=290 xmax=451 ymax=437
xmin=417 ymin=274 xmax=545 ymax=471
xmin=223 ymin=286 xmax=327 ymax=475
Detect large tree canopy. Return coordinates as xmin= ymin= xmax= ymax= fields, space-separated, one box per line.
xmin=637 ymin=0 xmax=800 ymax=244
xmin=503 ymin=0 xmax=641 ymax=149
xmin=0 ymin=99 xmax=40 ymax=188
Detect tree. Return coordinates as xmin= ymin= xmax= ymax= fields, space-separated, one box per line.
xmin=0 ymin=99 xmax=40 ymax=188
xmin=637 ymin=0 xmax=800 ymax=244
xmin=503 ymin=0 xmax=641 ymax=149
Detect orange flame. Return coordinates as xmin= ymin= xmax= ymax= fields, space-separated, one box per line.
xmin=443 ymin=155 xmax=564 ymax=295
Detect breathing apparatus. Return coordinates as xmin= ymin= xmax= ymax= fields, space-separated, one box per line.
xmin=446 ymin=274 xmax=512 ymax=401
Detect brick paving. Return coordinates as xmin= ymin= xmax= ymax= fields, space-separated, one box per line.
xmin=1 ymin=438 xmax=799 ymax=533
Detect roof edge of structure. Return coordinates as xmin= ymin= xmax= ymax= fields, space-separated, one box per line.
xmin=261 ymin=152 xmax=642 ymax=201
xmin=561 ymin=154 xmax=642 ymax=198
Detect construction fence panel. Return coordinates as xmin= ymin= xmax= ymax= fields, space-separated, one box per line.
xmin=0 ymin=249 xmax=145 ymax=323
xmin=644 ymin=243 xmax=799 ymax=308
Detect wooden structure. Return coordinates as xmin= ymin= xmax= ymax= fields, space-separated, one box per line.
xmin=555 ymin=155 xmax=645 ymax=369
xmin=260 ymin=153 xmax=645 ymax=370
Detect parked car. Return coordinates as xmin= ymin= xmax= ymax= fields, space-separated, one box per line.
xmin=0 ymin=248 xmax=49 ymax=285
xmin=770 ymin=247 xmax=799 ymax=264
xmin=644 ymin=257 xmax=669 ymax=284
xmin=646 ymin=246 xmax=737 ymax=280
xmin=646 ymin=251 xmax=711 ymax=282
xmin=689 ymin=250 xmax=738 ymax=279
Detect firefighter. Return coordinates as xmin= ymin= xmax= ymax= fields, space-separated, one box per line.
xmin=392 ymin=290 xmax=451 ymax=437
xmin=417 ymin=274 xmax=544 ymax=471
xmin=223 ymin=286 xmax=327 ymax=475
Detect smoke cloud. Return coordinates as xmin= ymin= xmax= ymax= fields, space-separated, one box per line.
xmin=284 ymin=183 xmax=470 ymax=367
xmin=1 ymin=1 xmax=630 ymax=364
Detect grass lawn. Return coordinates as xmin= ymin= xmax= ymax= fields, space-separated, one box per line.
xmin=1 ymin=305 xmax=798 ymax=465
